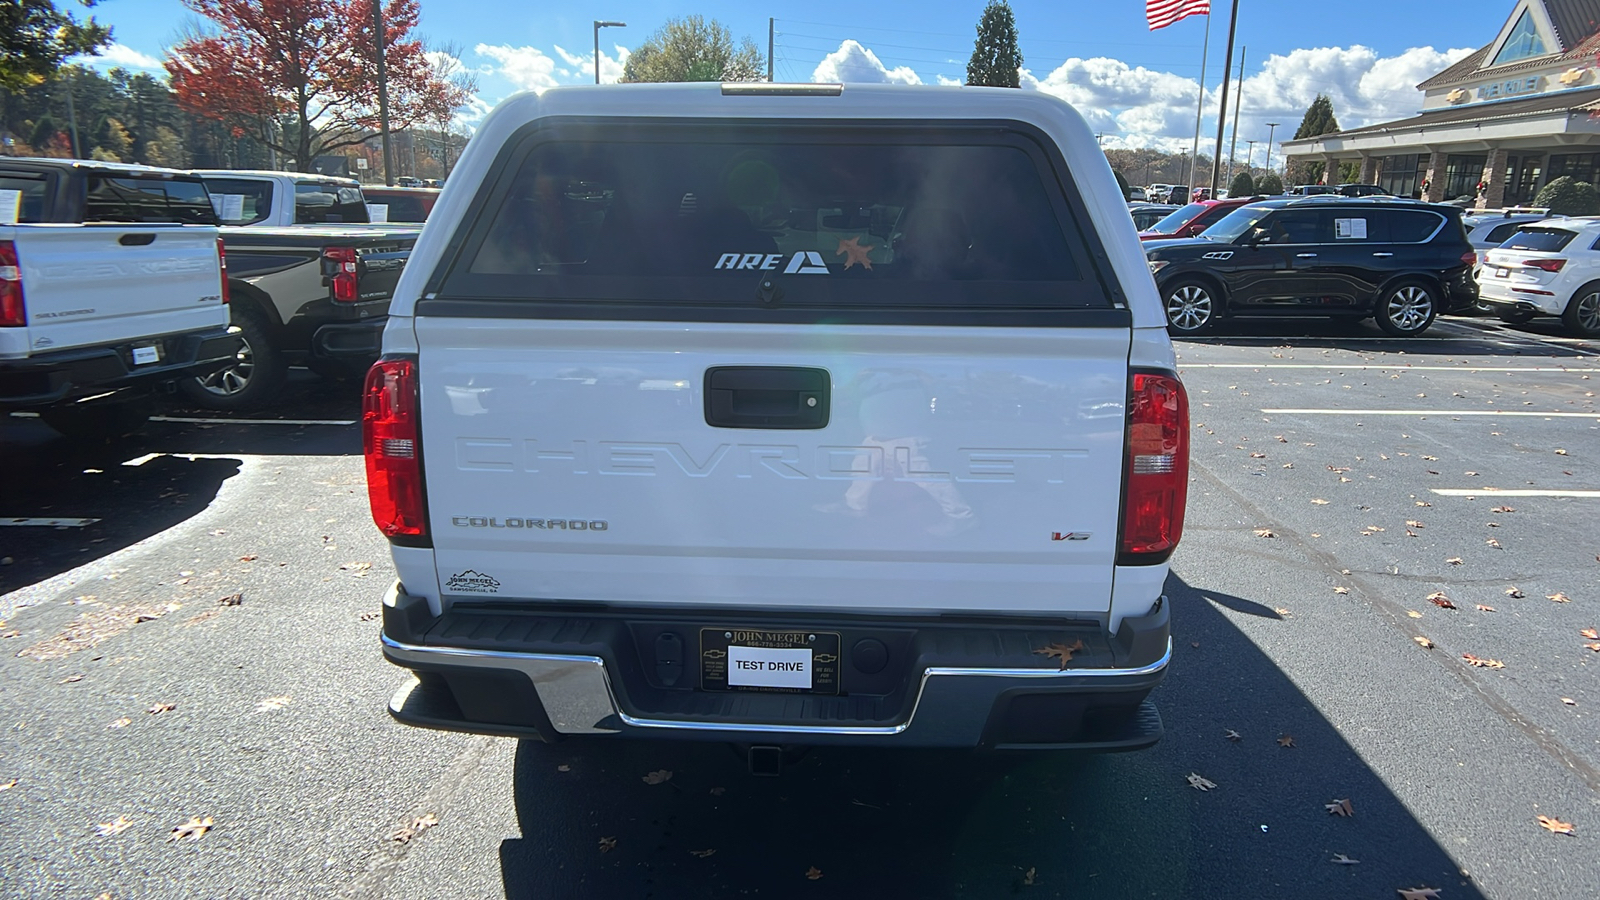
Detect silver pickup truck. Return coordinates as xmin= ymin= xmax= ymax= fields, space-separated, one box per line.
xmin=367 ymin=84 xmax=1187 ymax=772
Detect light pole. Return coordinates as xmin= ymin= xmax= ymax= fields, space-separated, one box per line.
xmin=1244 ymin=139 xmax=1257 ymax=176
xmin=594 ymin=21 xmax=625 ymax=84
xmin=1265 ymin=122 xmax=1280 ymax=178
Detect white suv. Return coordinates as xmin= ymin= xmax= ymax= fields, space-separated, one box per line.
xmin=1479 ymin=219 xmax=1600 ymax=335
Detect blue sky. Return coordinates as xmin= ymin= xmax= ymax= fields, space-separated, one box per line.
xmin=81 ymin=0 xmax=1513 ymax=151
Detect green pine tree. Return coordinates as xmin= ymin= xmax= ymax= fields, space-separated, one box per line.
xmin=966 ymin=0 xmax=1023 ymax=88
xmin=1294 ymin=95 xmax=1341 ymax=140
xmin=1229 ymin=172 xmax=1255 ymax=198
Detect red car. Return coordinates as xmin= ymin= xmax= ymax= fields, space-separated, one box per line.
xmin=1138 ymin=196 xmax=1261 ymax=241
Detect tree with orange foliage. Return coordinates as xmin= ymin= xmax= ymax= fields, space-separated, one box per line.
xmin=166 ymin=0 xmax=466 ymax=171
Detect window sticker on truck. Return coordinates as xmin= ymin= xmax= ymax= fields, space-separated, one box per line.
xmin=713 ymin=251 xmax=829 ymax=274
xmin=444 ymin=570 xmax=501 ymax=594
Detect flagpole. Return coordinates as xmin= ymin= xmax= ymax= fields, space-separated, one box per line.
xmin=1209 ymin=0 xmax=1241 ymax=197
xmin=1225 ymin=46 xmax=1245 ymax=191
xmin=1186 ymin=12 xmax=1211 ymax=198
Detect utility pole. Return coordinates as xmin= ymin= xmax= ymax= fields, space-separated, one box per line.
xmin=1186 ymin=14 xmax=1211 ymax=193
xmin=1265 ymin=122 xmax=1280 ymax=177
xmin=373 ymin=0 xmax=394 ymax=185
xmin=1224 ymin=46 xmax=1245 ymax=191
xmin=1244 ymin=139 xmax=1257 ymax=177
xmin=594 ymin=21 xmax=626 ymax=84
xmin=768 ymin=18 xmax=775 ymax=82
xmin=1209 ymin=0 xmax=1241 ymax=197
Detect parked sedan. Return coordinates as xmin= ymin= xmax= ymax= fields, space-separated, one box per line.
xmin=1478 ymin=221 xmax=1600 ymax=335
xmin=1138 ymin=196 xmax=1263 ymax=241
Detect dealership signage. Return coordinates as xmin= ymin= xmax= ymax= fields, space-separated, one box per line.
xmin=1476 ymin=75 xmax=1544 ymax=100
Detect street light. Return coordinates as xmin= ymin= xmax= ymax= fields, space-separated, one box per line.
xmin=1265 ymin=122 xmax=1280 ymax=177
xmin=594 ymin=20 xmax=625 ymax=84
xmin=1244 ymin=139 xmax=1257 ymax=175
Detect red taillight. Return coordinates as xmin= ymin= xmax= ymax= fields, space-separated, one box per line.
xmin=363 ymin=358 xmax=427 ymax=540
xmin=1461 ymin=251 xmax=1478 ymax=267
xmin=325 ymin=246 xmax=359 ymax=302
xmin=0 ymin=241 xmax=24 ymax=327
xmin=216 ymin=236 xmax=230 ymax=305
xmin=1119 ymin=371 xmax=1189 ymax=564
xmin=1524 ymin=258 xmax=1566 ymax=272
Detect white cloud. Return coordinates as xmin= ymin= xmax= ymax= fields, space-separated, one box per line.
xmin=812 ymin=40 xmax=922 ymax=85
xmin=474 ymin=43 xmax=562 ymax=92
xmin=550 ymin=44 xmax=630 ymax=85
xmin=79 ymin=42 xmax=164 ymax=72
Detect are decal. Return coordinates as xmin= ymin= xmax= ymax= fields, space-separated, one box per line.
xmin=714 ymin=251 xmax=829 ymax=274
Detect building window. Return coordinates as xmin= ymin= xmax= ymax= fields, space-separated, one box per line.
xmin=1444 ymin=154 xmax=1487 ymax=201
xmin=1547 ymin=153 xmax=1600 ymax=185
xmin=1377 ymin=154 xmax=1421 ymax=199
xmin=1491 ymin=9 xmax=1550 ymax=66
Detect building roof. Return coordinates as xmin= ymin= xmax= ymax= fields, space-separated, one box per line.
xmin=1284 ymin=84 xmax=1600 ymax=146
xmin=1419 ymin=0 xmax=1600 ymax=89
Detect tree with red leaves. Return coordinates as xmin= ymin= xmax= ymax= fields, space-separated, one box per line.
xmin=166 ymin=0 xmax=465 ymax=171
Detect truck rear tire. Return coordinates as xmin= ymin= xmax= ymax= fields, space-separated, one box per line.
xmin=178 ymin=307 xmax=286 ymax=410
xmin=39 ymin=393 xmax=154 ymax=441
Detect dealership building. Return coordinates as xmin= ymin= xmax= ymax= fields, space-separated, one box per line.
xmin=1281 ymin=0 xmax=1600 ymax=207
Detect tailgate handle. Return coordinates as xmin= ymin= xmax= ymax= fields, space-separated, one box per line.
xmin=119 ymin=233 xmax=157 ymax=246
xmin=705 ymin=366 xmax=830 ymax=430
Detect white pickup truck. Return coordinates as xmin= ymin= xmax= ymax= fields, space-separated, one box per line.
xmin=0 ymin=159 xmax=239 ymax=438
xmin=368 ymin=84 xmax=1187 ymax=769
xmin=192 ymin=170 xmax=376 ymax=227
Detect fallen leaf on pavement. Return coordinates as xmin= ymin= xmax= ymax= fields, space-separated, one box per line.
xmin=1487 ymin=521 xmax=1501 ymax=527
xmin=689 ymin=849 xmax=716 ymax=858
xmin=1548 ymin=592 xmax=1571 ymax=603
xmin=1187 ymin=773 xmax=1217 ymax=791
xmin=1476 ymin=604 xmax=1496 ymax=612
xmin=1254 ymin=528 xmax=1276 ymax=538
xmin=1446 ymin=557 xmax=1463 ymax=566
xmin=642 ymin=770 xmax=674 ymax=785
xmin=1563 ymin=697 xmax=1577 ymax=705
xmin=1407 ymin=611 xmax=1423 ymax=619
xmin=1463 ymin=654 xmax=1505 ymax=669
xmin=1491 ymin=506 xmax=1515 ymax=513
xmin=60 ymin=674 xmax=83 ymax=684
xmin=1581 ymin=628 xmax=1599 ymax=640
xmin=1427 ymin=593 xmax=1457 ymax=610
xmin=1406 ymin=520 xmax=1425 ymax=528
xmin=598 ymin=836 xmax=617 ymax=853
xmin=1033 ymin=639 xmax=1085 ymax=669
xmin=1398 ymin=888 xmax=1442 ymax=900
xmin=1331 ymin=854 xmax=1359 ymax=865
xmin=387 ymin=813 xmax=439 ymax=844
xmin=1585 ymin=643 xmax=1600 ymax=652
xmin=1487 ymin=538 xmax=1502 ymax=548
xmin=146 ymin=702 xmax=175 ymax=715
xmin=806 ymin=866 xmax=824 ymax=880
xmin=1224 ymin=729 xmax=1242 ymax=741
xmin=1311 ymin=498 xmax=1329 ymax=505
xmin=1506 ymin=587 xmax=1525 ymax=598
xmin=217 ymin=592 xmax=243 ymax=607
xmin=1416 ymin=501 xmax=1432 ymax=507
xmin=1326 ymin=798 xmax=1354 ymax=817
xmin=168 ymin=816 xmax=213 ymax=842
xmin=1333 ymin=587 xmax=1349 ymax=595
xmin=0 ymin=778 xmax=15 ymax=792
xmin=1555 ymin=448 xmax=1568 ymax=455
xmin=1249 ymin=452 xmax=1266 ymax=458
xmin=96 ymin=816 xmax=132 ymax=836
xmin=1537 ymin=815 xmax=1575 ymax=835
xmin=255 ymin=696 xmax=291 ymax=712
xmin=1023 ymin=866 xmax=1037 ymax=885
xmin=1277 ymin=734 xmax=1294 ymax=748
xmin=18 ymin=604 xmax=174 ymax=661
xmin=107 ymin=717 xmax=131 ymax=729
xmin=239 ymin=555 xmax=258 ymax=562
xmin=1414 ymin=636 xmax=1434 ymax=649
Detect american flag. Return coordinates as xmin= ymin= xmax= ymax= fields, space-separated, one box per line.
xmin=1146 ymin=0 xmax=1209 ymax=30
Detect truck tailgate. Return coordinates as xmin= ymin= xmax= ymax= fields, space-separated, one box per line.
xmin=4 ymin=224 xmax=223 ymax=355
xmin=417 ymin=318 xmax=1130 ymax=616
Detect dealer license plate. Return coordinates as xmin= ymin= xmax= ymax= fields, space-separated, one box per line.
xmin=700 ymin=628 xmax=840 ymax=694
xmin=1493 ymin=266 xmax=1510 ymax=278
xmin=131 ymin=344 xmax=161 ymax=365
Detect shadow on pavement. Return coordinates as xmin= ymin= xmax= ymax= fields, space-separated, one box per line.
xmin=496 ymin=574 xmax=1483 ymax=899
xmin=0 ymin=420 xmax=241 ymax=594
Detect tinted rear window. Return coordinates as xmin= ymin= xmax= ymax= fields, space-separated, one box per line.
xmin=0 ymin=172 xmax=49 ymax=223
xmin=1148 ymin=203 xmax=1207 ymax=234
xmin=1483 ymin=222 xmax=1525 ymax=244
xmin=202 ymin=177 xmax=274 ymax=225
xmin=1503 ymin=228 xmax=1576 ymax=251
xmin=1385 ymin=209 xmax=1446 ymax=242
xmin=84 ymin=175 xmax=216 ymax=224
xmin=440 ymin=123 xmax=1107 ymax=311
xmin=294 ymin=182 xmax=369 ymax=224
xmin=370 ymin=194 xmax=429 ymax=222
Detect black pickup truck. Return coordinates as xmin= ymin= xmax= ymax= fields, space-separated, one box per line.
xmin=179 ymin=224 xmax=417 ymax=409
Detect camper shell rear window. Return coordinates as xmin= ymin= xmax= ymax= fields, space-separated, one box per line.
xmin=428 ymin=119 xmax=1122 ymax=323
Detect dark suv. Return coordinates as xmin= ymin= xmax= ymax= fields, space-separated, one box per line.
xmin=1144 ymin=197 xmax=1478 ymax=336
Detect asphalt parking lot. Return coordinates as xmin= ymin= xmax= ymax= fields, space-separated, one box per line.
xmin=1 ymin=316 xmax=1596 ymax=899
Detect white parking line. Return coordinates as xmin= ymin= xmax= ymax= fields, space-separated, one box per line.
xmin=1261 ymin=408 xmax=1600 ymax=417
xmin=1182 ymin=364 xmax=1600 ymax=372
xmin=1431 ymin=489 xmax=1600 ymax=498
xmin=0 ymin=517 xmax=101 ymax=527
xmin=150 ymin=416 xmax=356 ymax=426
